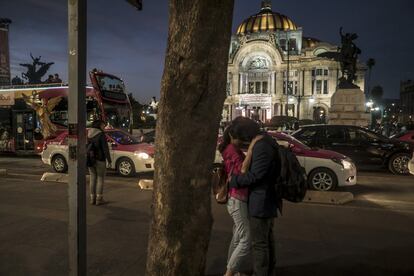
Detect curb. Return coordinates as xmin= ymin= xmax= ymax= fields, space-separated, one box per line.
xmin=302 ymin=190 xmax=354 ymax=205
xmin=41 ymin=172 xmax=69 ymax=183
xmin=0 ymin=169 xmax=7 ymax=176
xmin=138 ymin=179 xmax=153 ymax=190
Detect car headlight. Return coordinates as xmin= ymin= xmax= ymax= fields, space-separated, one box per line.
xmin=341 ymin=160 xmax=353 ymax=170
xmin=134 ymin=152 xmax=150 ymax=159
xmin=331 ymin=158 xmax=353 ymax=170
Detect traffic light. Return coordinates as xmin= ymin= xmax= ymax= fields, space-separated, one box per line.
xmin=126 ymin=0 xmax=142 ymax=10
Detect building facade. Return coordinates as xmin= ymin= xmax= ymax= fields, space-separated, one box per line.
xmin=0 ymin=18 xmax=11 ymax=87
xmin=400 ymin=80 xmax=414 ymax=122
xmin=223 ymin=1 xmax=366 ymax=123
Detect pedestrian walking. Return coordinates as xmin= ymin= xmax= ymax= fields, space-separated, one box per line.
xmin=87 ymin=120 xmax=112 ymax=205
xmin=229 ymin=118 xmax=281 ymax=276
xmin=218 ymin=118 xmax=254 ymax=276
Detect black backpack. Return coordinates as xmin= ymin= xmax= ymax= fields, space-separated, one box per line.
xmin=277 ymin=146 xmax=307 ymax=203
xmin=86 ymin=140 xmax=97 ymax=167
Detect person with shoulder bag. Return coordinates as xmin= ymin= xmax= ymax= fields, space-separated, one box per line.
xmin=218 ymin=117 xmax=255 ymax=276
xmin=87 ymin=120 xmax=112 ymax=205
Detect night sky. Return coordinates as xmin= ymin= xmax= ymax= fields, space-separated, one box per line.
xmin=1 ymin=0 xmax=414 ymax=103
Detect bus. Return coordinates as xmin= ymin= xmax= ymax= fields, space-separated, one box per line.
xmin=0 ymin=69 xmax=132 ymax=154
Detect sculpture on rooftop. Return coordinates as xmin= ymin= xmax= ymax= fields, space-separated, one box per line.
xmin=19 ymin=54 xmax=54 ymax=84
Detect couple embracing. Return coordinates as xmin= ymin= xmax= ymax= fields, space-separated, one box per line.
xmin=219 ymin=117 xmax=281 ymax=276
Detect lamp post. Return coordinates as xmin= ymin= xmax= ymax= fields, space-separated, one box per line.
xmin=285 ymin=36 xmax=290 ymax=116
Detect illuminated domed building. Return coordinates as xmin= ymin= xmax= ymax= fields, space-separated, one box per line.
xmin=223 ymin=1 xmax=366 ymax=123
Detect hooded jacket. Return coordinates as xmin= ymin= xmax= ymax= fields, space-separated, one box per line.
xmin=88 ymin=128 xmax=111 ymax=163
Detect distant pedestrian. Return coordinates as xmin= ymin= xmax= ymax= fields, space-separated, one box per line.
xmin=53 ymin=73 xmax=62 ymax=83
xmin=229 ymin=118 xmax=281 ymax=276
xmin=45 ymin=75 xmax=54 ymax=83
xmin=219 ymin=117 xmax=258 ymax=276
xmin=87 ymin=120 xmax=111 ymax=205
xmin=139 ymin=129 xmax=145 ymax=142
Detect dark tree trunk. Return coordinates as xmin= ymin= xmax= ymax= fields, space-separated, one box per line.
xmin=145 ymin=1 xmax=234 ymax=275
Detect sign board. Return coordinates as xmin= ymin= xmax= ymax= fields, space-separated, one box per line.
xmin=239 ymin=95 xmax=272 ymax=109
xmin=0 ymin=92 xmax=14 ymax=106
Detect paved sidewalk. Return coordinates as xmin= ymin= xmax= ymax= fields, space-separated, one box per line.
xmin=1 ymin=173 xmax=414 ymax=275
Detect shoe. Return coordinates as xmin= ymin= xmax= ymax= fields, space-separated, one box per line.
xmin=90 ymin=194 xmax=96 ymax=205
xmin=96 ymin=195 xmax=107 ymax=206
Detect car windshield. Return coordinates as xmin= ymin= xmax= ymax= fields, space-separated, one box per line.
xmin=107 ymin=131 xmax=139 ymax=145
xmin=288 ymin=136 xmax=311 ymax=150
xmin=363 ymin=129 xmax=390 ymax=142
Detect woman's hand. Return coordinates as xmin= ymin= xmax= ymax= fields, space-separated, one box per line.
xmin=241 ymin=135 xmax=264 ymax=173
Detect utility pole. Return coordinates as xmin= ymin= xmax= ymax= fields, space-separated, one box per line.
xmin=67 ymin=0 xmax=87 ymax=275
xmin=66 ymin=1 xmax=142 ymax=275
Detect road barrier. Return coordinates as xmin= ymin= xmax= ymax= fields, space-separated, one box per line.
xmin=302 ymin=190 xmax=354 ymax=205
xmin=41 ymin=172 xmax=69 ymax=183
xmin=138 ymin=179 xmax=153 ymax=190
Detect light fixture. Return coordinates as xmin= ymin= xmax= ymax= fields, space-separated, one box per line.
xmin=366 ymin=100 xmax=374 ymax=108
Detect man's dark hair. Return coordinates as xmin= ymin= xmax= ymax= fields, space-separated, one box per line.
xmin=218 ymin=117 xmax=260 ymax=153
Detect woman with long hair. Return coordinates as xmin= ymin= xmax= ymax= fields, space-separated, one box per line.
xmin=219 ymin=117 xmax=261 ymax=276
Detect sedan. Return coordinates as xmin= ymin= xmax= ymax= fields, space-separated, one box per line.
xmin=41 ymin=129 xmax=154 ymax=177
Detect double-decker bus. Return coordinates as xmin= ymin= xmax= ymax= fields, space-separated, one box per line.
xmin=0 ymin=69 xmax=132 ymax=154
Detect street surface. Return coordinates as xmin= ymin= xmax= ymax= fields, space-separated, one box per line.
xmin=0 ymin=155 xmax=413 ymax=275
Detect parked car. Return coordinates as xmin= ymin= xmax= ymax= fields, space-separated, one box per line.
xmin=292 ymin=125 xmax=413 ymax=175
xmin=269 ymin=132 xmax=356 ymax=191
xmin=141 ymin=130 xmax=155 ymax=144
xmin=409 ymin=154 xmax=414 ymax=175
xmin=391 ymin=130 xmax=414 ymax=144
xmin=41 ymin=129 xmax=154 ymax=176
xmin=214 ymin=132 xmax=356 ymax=191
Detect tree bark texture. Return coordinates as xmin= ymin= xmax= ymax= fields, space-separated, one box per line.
xmin=145 ymin=0 xmax=234 ymax=275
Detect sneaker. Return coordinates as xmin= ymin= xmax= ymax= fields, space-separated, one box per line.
xmin=95 ymin=195 xmax=107 ymax=206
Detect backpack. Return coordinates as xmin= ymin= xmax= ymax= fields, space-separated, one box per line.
xmin=211 ymin=164 xmax=229 ymax=204
xmin=277 ymin=146 xmax=307 ymax=203
xmin=86 ymin=140 xmax=97 ymax=167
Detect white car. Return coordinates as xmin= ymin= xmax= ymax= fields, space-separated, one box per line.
xmin=409 ymin=153 xmax=414 ymax=175
xmin=41 ymin=129 xmax=154 ymax=177
xmin=271 ymin=132 xmax=356 ymax=191
xmin=215 ymin=132 xmax=357 ymax=191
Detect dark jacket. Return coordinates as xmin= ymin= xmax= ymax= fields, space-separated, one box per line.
xmin=229 ymin=134 xmax=280 ymax=218
xmin=88 ymin=128 xmax=111 ymax=163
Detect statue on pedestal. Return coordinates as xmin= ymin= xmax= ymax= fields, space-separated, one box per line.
xmin=338 ymin=27 xmax=361 ymax=87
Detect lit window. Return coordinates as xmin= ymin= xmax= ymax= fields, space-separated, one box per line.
xmin=316 ymin=80 xmax=322 ymax=94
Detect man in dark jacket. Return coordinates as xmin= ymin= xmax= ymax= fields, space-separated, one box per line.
xmin=229 ymin=133 xmax=280 ymax=276
xmin=88 ymin=120 xmax=111 ymax=205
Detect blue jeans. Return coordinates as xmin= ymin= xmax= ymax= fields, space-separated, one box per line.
xmin=227 ymin=197 xmax=251 ymax=272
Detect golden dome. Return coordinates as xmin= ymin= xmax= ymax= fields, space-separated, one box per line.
xmin=236 ymin=2 xmax=297 ymax=35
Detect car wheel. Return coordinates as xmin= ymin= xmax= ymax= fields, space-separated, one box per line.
xmin=388 ymin=153 xmax=411 ymax=175
xmin=116 ymin=158 xmax=136 ymax=177
xmin=308 ymin=168 xmax=338 ymax=191
xmin=52 ymin=155 xmax=68 ymax=173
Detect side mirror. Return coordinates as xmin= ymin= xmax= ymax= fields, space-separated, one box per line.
xmin=111 ymin=142 xmax=117 ymax=149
